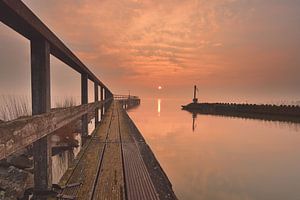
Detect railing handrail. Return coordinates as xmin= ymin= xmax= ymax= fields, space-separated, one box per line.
xmin=113 ymin=94 xmax=139 ymax=100
xmin=0 ymin=1 xmax=132 ymax=191
xmin=0 ymin=0 xmax=111 ymax=93
xmin=0 ymin=98 xmax=112 ymax=160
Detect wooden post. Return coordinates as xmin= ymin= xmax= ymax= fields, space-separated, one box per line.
xmin=81 ymin=73 xmax=88 ymax=137
xmin=100 ymin=86 xmax=104 ymax=117
xmin=31 ymin=38 xmax=52 ymax=196
xmin=104 ymin=89 xmax=109 ymax=112
xmin=94 ymin=82 xmax=99 ymax=128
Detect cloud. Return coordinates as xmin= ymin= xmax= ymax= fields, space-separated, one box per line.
xmin=2 ymin=0 xmax=299 ymax=99
xmin=213 ymin=43 xmax=223 ymax=47
xmin=23 ymin=0 xmax=238 ymax=78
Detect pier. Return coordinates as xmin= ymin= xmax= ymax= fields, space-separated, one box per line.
xmin=182 ymin=86 xmax=300 ymax=123
xmin=0 ymin=1 xmax=176 ymax=199
xmin=58 ymin=101 xmax=175 ymax=200
xmin=182 ymin=102 xmax=300 ymax=123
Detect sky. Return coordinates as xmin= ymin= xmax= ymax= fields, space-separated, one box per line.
xmin=0 ymin=0 xmax=300 ymax=103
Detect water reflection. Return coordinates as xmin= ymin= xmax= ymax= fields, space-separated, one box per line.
xmin=51 ymin=132 xmax=82 ymax=184
xmin=128 ymin=98 xmax=300 ymax=200
xmin=52 ymin=150 xmax=69 ymax=184
xmin=192 ymin=112 xmax=197 ymax=132
xmin=51 ymin=117 xmax=96 ymax=184
xmin=185 ymin=110 xmax=300 ymax=132
xmin=158 ymin=98 xmax=161 ymax=116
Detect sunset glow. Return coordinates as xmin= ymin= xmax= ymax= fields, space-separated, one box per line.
xmin=157 ymin=99 xmax=161 ymax=116
xmin=1 ymin=1 xmax=300 ymax=200
xmin=0 ymin=0 xmax=300 ymax=101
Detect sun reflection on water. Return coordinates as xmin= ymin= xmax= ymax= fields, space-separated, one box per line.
xmin=158 ymin=99 xmax=161 ymax=116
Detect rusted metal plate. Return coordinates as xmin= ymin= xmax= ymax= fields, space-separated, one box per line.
xmin=122 ymin=142 xmax=159 ymax=200
xmin=117 ymin=101 xmax=159 ymax=200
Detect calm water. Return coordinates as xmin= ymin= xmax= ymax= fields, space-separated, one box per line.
xmin=52 ymin=119 xmax=95 ymax=183
xmin=127 ymin=98 xmax=300 ymax=200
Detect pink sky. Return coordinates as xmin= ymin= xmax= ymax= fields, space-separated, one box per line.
xmin=0 ymin=0 xmax=300 ymax=103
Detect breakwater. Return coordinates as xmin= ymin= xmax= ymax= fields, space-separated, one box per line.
xmin=182 ymin=102 xmax=300 ymax=123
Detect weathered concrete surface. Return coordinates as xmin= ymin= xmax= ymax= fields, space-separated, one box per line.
xmin=182 ymin=102 xmax=300 ymax=123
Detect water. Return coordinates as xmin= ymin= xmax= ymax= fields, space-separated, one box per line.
xmin=51 ymin=133 xmax=82 ymax=183
xmin=127 ymin=98 xmax=300 ymax=200
xmin=51 ymin=118 xmax=94 ymax=184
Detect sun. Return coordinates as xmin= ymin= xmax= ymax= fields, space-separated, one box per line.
xmin=158 ymin=86 xmax=162 ymax=90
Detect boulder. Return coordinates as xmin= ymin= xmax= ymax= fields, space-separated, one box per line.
xmin=0 ymin=166 xmax=33 ymax=199
xmin=6 ymin=155 xmax=33 ymax=169
xmin=0 ymin=148 xmax=33 ymax=170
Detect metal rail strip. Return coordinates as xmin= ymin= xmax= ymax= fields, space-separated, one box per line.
xmin=119 ymin=105 xmax=159 ymax=200
xmin=90 ymin=103 xmax=115 ymax=200
xmin=58 ymin=104 xmax=114 ymax=199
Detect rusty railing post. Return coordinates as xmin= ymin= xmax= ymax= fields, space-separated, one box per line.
xmin=101 ymin=86 xmax=104 ymax=117
xmin=104 ymin=89 xmax=112 ymax=112
xmin=94 ymin=82 xmax=99 ymax=128
xmin=104 ymin=88 xmax=108 ymax=112
xmin=81 ymin=73 xmax=88 ymax=139
xmin=31 ymin=37 xmax=52 ymax=198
